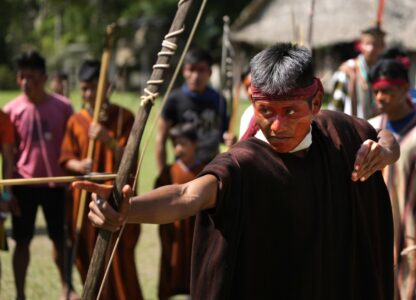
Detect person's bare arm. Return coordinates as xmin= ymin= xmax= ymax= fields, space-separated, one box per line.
xmin=352 ymin=128 xmax=400 ymax=182
xmin=223 ymin=132 xmax=237 ymax=148
xmin=127 ymin=174 xmax=218 ymax=223
xmin=375 ymin=128 xmax=400 ymax=164
xmin=156 ymin=118 xmax=172 ymax=173
xmin=65 ymin=158 xmax=92 ymax=174
xmin=89 ymin=122 xmax=123 ymax=160
xmin=72 ymin=174 xmax=218 ymax=232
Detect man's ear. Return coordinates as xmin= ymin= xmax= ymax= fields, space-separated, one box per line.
xmin=311 ymin=91 xmax=323 ymax=114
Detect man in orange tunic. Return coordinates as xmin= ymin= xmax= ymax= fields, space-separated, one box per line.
xmin=60 ymin=60 xmax=143 ymax=300
xmin=0 ymin=110 xmax=14 ymax=286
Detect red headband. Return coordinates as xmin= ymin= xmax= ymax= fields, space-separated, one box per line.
xmin=250 ymin=77 xmax=323 ymax=102
xmin=372 ymin=78 xmax=408 ymax=90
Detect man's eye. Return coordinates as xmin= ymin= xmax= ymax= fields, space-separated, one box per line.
xmin=260 ymin=107 xmax=272 ymax=114
xmin=287 ymin=109 xmax=296 ymax=115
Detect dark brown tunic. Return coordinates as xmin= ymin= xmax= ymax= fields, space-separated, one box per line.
xmin=192 ymin=110 xmax=393 ymax=299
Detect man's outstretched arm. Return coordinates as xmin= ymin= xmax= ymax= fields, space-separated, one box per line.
xmin=352 ymin=128 xmax=400 ymax=182
xmin=72 ymin=174 xmax=218 ymax=232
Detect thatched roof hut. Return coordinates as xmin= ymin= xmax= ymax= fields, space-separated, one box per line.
xmin=230 ymin=0 xmax=416 ymax=88
xmin=231 ymin=0 xmax=416 ymax=50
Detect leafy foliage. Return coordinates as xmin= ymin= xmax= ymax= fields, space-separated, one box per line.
xmin=0 ymin=0 xmax=252 ymax=89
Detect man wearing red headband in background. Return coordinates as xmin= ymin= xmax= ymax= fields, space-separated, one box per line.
xmin=75 ymin=43 xmax=397 ymax=299
xmin=368 ymin=59 xmax=416 ymax=300
xmin=379 ymin=46 xmax=416 ymax=106
xmin=329 ymin=26 xmax=385 ymax=119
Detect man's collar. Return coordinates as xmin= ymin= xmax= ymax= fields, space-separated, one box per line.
xmin=289 ymin=126 xmax=313 ymax=153
xmin=256 ymin=125 xmax=313 ymax=153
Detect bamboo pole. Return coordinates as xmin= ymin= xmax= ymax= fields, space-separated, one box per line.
xmin=70 ymin=23 xmax=117 ymax=300
xmin=306 ymin=0 xmax=316 ymax=49
xmin=376 ymin=0 xmax=385 ymax=29
xmin=228 ymin=80 xmax=241 ymax=138
xmin=81 ymin=1 xmax=194 ymax=298
xmin=221 ymin=16 xmax=238 ymax=144
xmin=0 ymin=174 xmax=116 ymax=187
xmin=75 ymin=23 xmax=117 ymax=237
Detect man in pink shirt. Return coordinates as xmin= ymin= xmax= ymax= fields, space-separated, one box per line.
xmin=3 ymin=51 xmax=74 ymax=300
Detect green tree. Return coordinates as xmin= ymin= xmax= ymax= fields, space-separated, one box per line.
xmin=0 ymin=0 xmax=252 ymax=89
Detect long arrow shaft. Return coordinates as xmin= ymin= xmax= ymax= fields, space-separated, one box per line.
xmin=0 ymin=174 xmax=116 ymax=186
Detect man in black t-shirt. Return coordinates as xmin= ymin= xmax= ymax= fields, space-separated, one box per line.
xmin=156 ymin=48 xmax=230 ymax=172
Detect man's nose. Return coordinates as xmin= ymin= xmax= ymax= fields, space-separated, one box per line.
xmin=191 ymin=71 xmax=201 ymax=79
xmin=368 ymin=45 xmax=375 ymax=52
xmin=175 ymin=144 xmax=183 ymax=153
xmin=85 ymin=90 xmax=93 ymax=99
xmin=270 ymin=116 xmax=285 ymax=132
xmin=375 ymin=91 xmax=386 ymax=102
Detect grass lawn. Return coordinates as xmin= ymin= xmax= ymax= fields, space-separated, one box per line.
xmin=0 ymin=89 xmax=250 ymax=299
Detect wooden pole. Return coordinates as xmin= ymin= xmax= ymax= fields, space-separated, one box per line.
xmin=228 ymin=80 xmax=241 ymax=138
xmin=81 ymin=1 xmax=194 ymax=298
xmin=69 ymin=23 xmax=117 ymax=300
xmin=306 ymin=0 xmax=316 ymax=48
xmin=0 ymin=174 xmax=116 ymax=187
xmin=221 ymin=16 xmax=238 ymax=143
xmin=376 ymin=0 xmax=385 ymax=29
xmin=75 ymin=23 xmax=117 ymax=238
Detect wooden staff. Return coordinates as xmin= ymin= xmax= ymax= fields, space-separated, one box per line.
xmin=220 ymin=16 xmax=233 ymax=95
xmin=81 ymin=1 xmax=194 ymax=298
xmin=221 ymin=16 xmax=238 ymax=144
xmin=75 ymin=23 xmax=117 ymax=238
xmin=376 ymin=0 xmax=385 ymax=29
xmin=69 ymin=22 xmax=117 ymax=300
xmin=228 ymin=78 xmax=241 ymax=139
xmin=0 ymin=174 xmax=116 ymax=187
xmin=306 ymin=0 xmax=316 ymax=48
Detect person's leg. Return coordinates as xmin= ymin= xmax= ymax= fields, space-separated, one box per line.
xmin=41 ymin=187 xmax=79 ymax=300
xmin=11 ymin=186 xmax=38 ymax=300
xmin=13 ymin=241 xmax=30 ymax=300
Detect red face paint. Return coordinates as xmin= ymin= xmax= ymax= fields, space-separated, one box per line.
xmin=241 ymin=77 xmax=323 ymax=146
xmin=253 ymin=99 xmax=315 ymax=153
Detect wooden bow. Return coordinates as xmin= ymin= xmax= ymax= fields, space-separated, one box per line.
xmin=81 ymin=1 xmax=194 ymax=298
